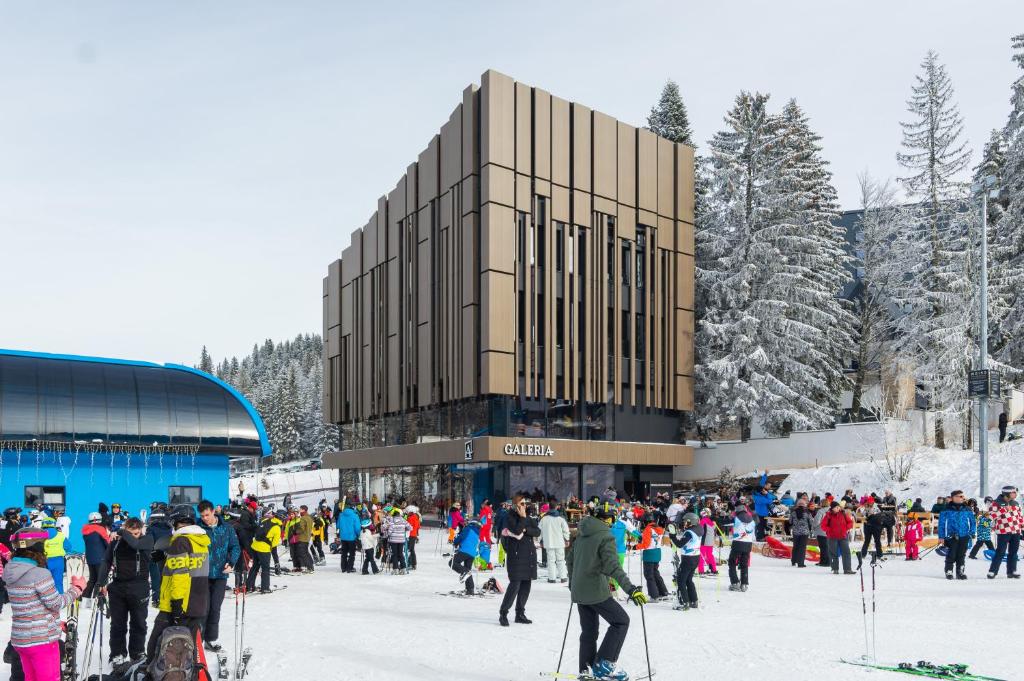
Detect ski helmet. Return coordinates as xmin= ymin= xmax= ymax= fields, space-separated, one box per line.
xmin=682 ymin=513 xmax=700 ymax=527
xmin=360 ymin=519 xmax=372 ymax=529
xmin=168 ymin=505 xmax=196 ymax=526
xmin=273 ymin=509 xmax=288 ymax=521
xmin=88 ymin=512 xmax=103 ymax=522
xmin=3 ymin=506 xmax=22 ymax=521
xmin=11 ymin=528 xmax=48 ymax=552
xmin=594 ymin=502 xmax=616 ymax=521
xmin=40 ymin=517 xmax=56 ymax=529
xmin=150 ymin=501 xmax=169 ymax=514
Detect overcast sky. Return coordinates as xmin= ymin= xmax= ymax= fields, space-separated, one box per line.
xmin=1 ymin=2 xmax=1021 ymax=366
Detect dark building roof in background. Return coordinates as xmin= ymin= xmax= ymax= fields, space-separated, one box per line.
xmin=0 ymin=349 xmax=271 ymax=458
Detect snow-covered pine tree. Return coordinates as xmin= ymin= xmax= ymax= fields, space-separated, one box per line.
xmin=647 ymin=80 xmax=693 ymax=145
xmin=270 ymin=367 xmax=302 ymax=463
xmin=973 ymin=129 xmax=1013 ymax=356
xmin=197 ymin=346 xmax=214 ymax=374
xmin=696 ymin=92 xmax=775 ymax=437
xmin=752 ymin=98 xmax=854 ymax=432
xmin=893 ymin=50 xmax=973 ymax=449
xmin=995 ymin=34 xmax=1024 ymax=371
xmin=849 ymin=174 xmax=904 ymax=420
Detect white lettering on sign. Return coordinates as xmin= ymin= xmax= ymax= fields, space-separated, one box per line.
xmin=503 ymin=443 xmax=554 ymax=457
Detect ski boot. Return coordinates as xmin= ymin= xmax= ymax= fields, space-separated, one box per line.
xmin=590 ymin=658 xmax=630 ymax=681
xmin=956 ymin=567 xmax=967 ymax=581
xmin=945 ymin=569 xmax=954 ymax=580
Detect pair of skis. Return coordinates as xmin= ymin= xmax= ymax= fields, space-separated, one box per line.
xmin=841 ymin=659 xmax=1005 ymax=681
xmin=541 ymin=671 xmax=655 ymax=680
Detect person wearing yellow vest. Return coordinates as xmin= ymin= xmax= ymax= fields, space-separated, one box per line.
xmin=39 ymin=517 xmax=72 ymax=594
xmin=246 ymin=509 xmax=285 ymax=593
xmin=145 ymin=505 xmax=210 ymax=665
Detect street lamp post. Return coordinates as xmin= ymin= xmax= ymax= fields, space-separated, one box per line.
xmin=972 ymin=175 xmax=997 ymax=499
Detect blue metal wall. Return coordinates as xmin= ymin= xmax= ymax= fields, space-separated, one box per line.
xmin=1 ymin=449 xmax=229 ymax=552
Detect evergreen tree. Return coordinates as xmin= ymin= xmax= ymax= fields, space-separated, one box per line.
xmin=893 ymin=50 xmax=973 ymax=448
xmin=697 ymin=93 xmax=854 ymax=436
xmin=197 ymin=345 xmax=214 ymax=374
xmin=647 ymin=80 xmax=693 ymax=145
xmin=849 ymin=174 xmax=903 ymax=420
xmin=995 ymin=34 xmax=1024 ymax=370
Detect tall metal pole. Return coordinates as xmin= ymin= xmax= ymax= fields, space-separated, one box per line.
xmin=979 ymin=187 xmax=989 ymax=499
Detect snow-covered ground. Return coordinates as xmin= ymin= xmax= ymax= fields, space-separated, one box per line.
xmin=2 ymin=525 xmax=1018 ymax=681
xmin=231 ymin=464 xmax=339 ymax=510
xmin=777 ymin=435 xmax=1024 ymax=502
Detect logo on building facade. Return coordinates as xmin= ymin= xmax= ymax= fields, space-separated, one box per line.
xmin=503 ymin=443 xmax=554 ymax=457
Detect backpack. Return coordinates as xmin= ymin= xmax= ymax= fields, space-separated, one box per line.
xmin=148 ymin=626 xmax=195 ymax=681
xmin=253 ymin=519 xmax=273 ymax=546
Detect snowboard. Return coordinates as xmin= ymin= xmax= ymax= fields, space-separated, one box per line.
xmin=841 ymin=658 xmax=1005 ymax=680
xmin=982 ymin=549 xmax=1022 ymax=562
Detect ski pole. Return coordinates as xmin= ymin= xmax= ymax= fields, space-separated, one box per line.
xmin=555 ymin=600 xmax=573 ymax=673
xmin=858 ymin=563 xmax=869 ymax=660
xmin=871 ymin=562 xmax=877 ymax=662
xmin=639 ymin=602 xmax=652 ymax=681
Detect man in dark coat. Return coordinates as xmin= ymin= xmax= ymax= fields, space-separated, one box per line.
xmin=498 ymin=496 xmax=541 ymax=626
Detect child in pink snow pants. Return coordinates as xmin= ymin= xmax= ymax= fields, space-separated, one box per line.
xmin=904 ymin=518 xmax=923 ymax=560
xmin=697 ymin=513 xmax=719 ymax=574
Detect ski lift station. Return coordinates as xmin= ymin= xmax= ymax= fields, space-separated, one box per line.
xmin=0 ymin=349 xmax=271 ymax=550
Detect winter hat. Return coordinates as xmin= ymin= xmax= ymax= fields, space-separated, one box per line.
xmin=360 ymin=519 xmax=371 ymax=529
xmin=88 ymin=512 xmax=102 ymax=522
xmin=830 ymin=501 xmax=840 ymax=509
xmin=404 ymin=505 xmax=420 ymax=515
xmin=1001 ymin=485 xmax=1018 ymax=494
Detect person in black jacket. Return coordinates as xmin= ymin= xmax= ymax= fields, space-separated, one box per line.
xmin=498 ymin=495 xmax=540 ymax=626
xmin=146 ymin=503 xmax=172 ymax=607
xmin=97 ymin=517 xmax=154 ymax=671
xmin=857 ymin=498 xmax=885 ymax=567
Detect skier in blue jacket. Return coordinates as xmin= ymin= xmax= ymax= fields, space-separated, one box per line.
xmin=938 ymin=491 xmax=976 ymax=581
xmin=451 ymin=520 xmax=481 ymax=595
xmin=751 ymin=474 xmax=777 ymax=541
xmin=337 ymin=506 xmax=361 ymax=573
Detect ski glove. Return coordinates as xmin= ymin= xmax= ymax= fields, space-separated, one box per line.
xmin=170 ymin=599 xmax=184 ymax=618
xmin=628 ymin=587 xmax=648 ymax=606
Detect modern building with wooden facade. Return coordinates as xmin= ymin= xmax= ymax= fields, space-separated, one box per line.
xmin=322 ymin=69 xmax=695 ymax=504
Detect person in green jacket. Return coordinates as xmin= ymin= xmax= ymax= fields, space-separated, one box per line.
xmin=566 ymin=504 xmax=647 ymax=681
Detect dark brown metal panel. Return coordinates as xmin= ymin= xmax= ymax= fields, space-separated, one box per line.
xmin=327 ymin=260 xmax=341 ymax=331
xmin=418 ymin=135 xmax=440 ymax=210
xmin=441 ymin=104 xmax=462 ymax=191
xmin=481 ymin=70 xmax=515 ymax=170
xmin=462 ymin=84 xmax=479 ymax=180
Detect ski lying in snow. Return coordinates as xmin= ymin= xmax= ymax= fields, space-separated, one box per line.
xmin=235 ymin=647 xmax=253 ymax=679
xmin=840 ymin=659 xmax=1006 ymax=680
xmin=435 ymin=590 xmax=496 ymax=598
xmin=248 ymin=585 xmax=288 ymax=594
xmin=540 ymin=670 xmax=655 ymax=680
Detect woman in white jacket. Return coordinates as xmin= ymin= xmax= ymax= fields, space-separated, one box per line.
xmin=539 ymin=507 xmax=571 ymax=583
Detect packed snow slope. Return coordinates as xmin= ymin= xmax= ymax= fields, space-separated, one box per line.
xmin=4 ymin=526 xmax=1017 ymax=681
xmin=777 ymin=434 xmax=1024 ymax=502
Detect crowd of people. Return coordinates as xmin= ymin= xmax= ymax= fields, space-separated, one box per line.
xmin=0 ymin=476 xmax=1020 ymax=681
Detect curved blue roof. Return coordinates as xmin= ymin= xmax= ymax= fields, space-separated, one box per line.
xmin=0 ymin=348 xmax=271 ymax=458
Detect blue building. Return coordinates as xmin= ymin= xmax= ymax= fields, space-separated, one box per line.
xmin=0 ymin=349 xmax=271 ymax=551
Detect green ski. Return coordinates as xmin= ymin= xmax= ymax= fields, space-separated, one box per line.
xmin=840 ymin=658 xmax=1006 ymax=681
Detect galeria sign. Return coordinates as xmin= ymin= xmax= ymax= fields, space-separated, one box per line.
xmin=503 ymin=442 xmax=554 ymax=457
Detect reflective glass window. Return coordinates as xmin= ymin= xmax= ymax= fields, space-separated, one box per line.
xmin=135 ymin=367 xmax=171 ymax=445
xmin=195 ymin=381 xmax=229 ymax=446
xmin=168 ymin=486 xmax=202 ymax=505
xmin=0 ymin=357 xmax=39 ymax=439
xmin=226 ymin=399 xmax=258 ymax=449
xmin=582 ymin=465 xmax=614 ymax=501
xmin=39 ymin=360 xmax=73 ymax=442
xmin=546 ymin=465 xmax=579 ymax=502
xmin=71 ymin=362 xmax=107 ymax=442
xmin=167 ymin=373 xmax=200 ymax=446
xmin=104 ymin=365 xmax=139 ymax=445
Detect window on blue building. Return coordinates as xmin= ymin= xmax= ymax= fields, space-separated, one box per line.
xmin=24 ymin=485 xmax=66 ymax=510
xmin=169 ymin=486 xmax=202 ymax=505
